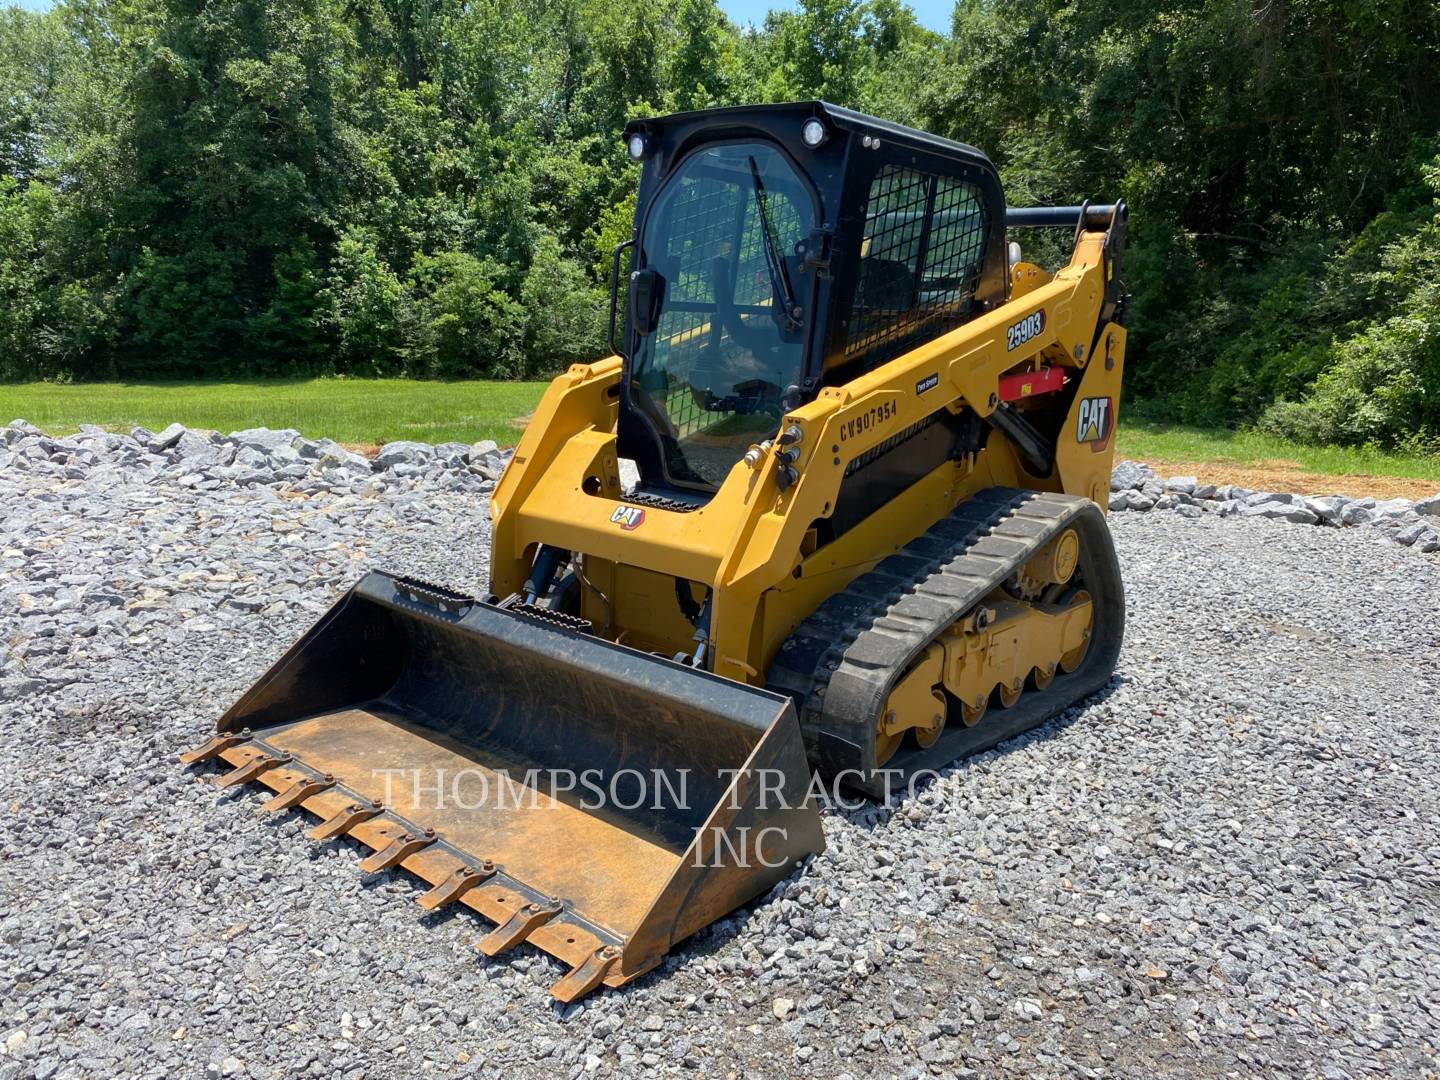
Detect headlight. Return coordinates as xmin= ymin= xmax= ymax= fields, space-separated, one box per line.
xmin=626 ymin=133 xmax=648 ymax=161
xmin=800 ymin=118 xmax=828 ymax=148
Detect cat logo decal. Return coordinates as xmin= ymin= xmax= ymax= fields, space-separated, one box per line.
xmin=1075 ymin=397 xmax=1114 ymax=449
xmin=610 ymin=505 xmax=646 ymax=530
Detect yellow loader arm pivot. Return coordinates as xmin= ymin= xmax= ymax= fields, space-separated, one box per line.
xmin=184 ymin=102 xmax=1129 ymax=1001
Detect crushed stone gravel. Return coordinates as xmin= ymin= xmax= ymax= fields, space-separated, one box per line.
xmin=2 ymin=421 xmax=1438 ymax=1078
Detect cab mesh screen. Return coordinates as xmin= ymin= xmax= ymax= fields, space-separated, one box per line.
xmin=651 ymin=175 xmax=805 ymax=439
xmin=846 ymin=166 xmax=988 ymax=372
xmin=653 ymin=175 xmax=743 ymax=437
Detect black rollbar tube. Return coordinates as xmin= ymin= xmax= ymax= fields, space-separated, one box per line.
xmin=1005 ymin=204 xmax=1125 ymax=229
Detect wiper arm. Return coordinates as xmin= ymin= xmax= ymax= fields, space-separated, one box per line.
xmin=747 ymin=156 xmax=801 ymax=332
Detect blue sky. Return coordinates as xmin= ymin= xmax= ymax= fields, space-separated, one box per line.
xmin=10 ymin=0 xmax=953 ymax=33
xmin=720 ymin=0 xmax=951 ymax=33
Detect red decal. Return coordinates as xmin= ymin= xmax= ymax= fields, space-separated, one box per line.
xmin=999 ymin=365 xmax=1066 ymax=402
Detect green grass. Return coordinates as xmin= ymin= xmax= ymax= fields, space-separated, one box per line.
xmin=0 ymin=378 xmax=549 ymax=447
xmin=1115 ymin=419 xmax=1440 ymax=482
xmin=4 ymin=379 xmax=1437 ymax=483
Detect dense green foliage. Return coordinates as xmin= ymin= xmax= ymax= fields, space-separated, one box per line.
xmin=2 ymin=0 xmax=1437 ymax=446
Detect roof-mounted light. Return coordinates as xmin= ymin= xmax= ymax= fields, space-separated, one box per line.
xmin=626 ymin=132 xmax=649 ymax=161
xmin=800 ymin=118 xmax=828 ymax=149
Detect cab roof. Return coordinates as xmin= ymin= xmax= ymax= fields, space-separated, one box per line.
xmin=624 ymin=101 xmax=995 ymax=173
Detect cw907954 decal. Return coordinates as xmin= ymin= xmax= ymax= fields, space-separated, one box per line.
xmin=839 ymin=400 xmax=898 ymax=442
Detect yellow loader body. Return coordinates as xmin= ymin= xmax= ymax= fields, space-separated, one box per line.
xmin=183 ymin=102 xmax=1129 ymax=1002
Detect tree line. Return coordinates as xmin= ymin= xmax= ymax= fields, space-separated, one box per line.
xmin=1 ymin=0 xmax=1437 ymax=447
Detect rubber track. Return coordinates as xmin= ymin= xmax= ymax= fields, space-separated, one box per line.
xmin=767 ymin=487 xmax=1125 ymax=797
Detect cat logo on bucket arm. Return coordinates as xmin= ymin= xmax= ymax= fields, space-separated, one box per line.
xmin=1075 ymin=396 xmax=1114 ymax=450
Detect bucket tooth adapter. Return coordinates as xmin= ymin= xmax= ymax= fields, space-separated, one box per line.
xmin=184 ymin=101 xmax=1130 ymax=1000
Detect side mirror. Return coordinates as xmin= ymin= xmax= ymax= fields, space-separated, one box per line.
xmin=628 ymin=267 xmax=666 ymax=337
xmin=800 ymin=224 xmax=833 ymax=277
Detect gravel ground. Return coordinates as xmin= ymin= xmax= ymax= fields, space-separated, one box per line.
xmin=2 ymin=424 xmax=1439 ymax=1079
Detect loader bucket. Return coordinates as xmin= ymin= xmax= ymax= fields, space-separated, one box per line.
xmin=181 ymin=571 xmax=824 ymax=1001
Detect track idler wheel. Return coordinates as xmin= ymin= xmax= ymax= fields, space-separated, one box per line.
xmin=943 ymin=535 xmax=1097 ymax=730
xmin=876 ymin=644 xmax=946 ymax=766
xmin=913 ymin=714 xmax=944 ymax=749
xmin=773 ymin=489 xmax=1125 ymax=798
xmin=959 ymin=697 xmax=987 ymax=728
xmin=1058 ymin=589 xmax=1094 ymax=673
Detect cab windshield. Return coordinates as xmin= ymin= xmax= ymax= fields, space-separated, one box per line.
xmin=629 ymin=143 xmax=816 ymax=489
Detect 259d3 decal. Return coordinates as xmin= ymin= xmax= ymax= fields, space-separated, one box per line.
xmin=1006 ymin=310 xmax=1045 ymax=351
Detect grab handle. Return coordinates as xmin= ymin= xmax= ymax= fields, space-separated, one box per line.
xmin=608 ymin=239 xmax=635 ymax=357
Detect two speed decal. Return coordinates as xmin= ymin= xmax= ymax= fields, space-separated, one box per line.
xmin=1006 ymin=310 xmax=1045 ymax=351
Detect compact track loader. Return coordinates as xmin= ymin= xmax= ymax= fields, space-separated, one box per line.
xmin=183 ymin=102 xmax=1128 ymax=1002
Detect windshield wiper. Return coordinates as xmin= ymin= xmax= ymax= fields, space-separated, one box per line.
xmin=747 ymin=156 xmax=802 ymax=332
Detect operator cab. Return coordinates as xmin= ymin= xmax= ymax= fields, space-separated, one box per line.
xmin=614 ymin=101 xmax=1008 ymax=497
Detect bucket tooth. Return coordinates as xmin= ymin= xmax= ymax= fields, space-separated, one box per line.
xmin=477 ymin=899 xmax=563 ymax=957
xmin=309 ymin=801 xmax=384 ymax=841
xmin=215 ymin=752 xmax=291 ymax=788
xmin=550 ymin=945 xmax=622 ymax=1004
xmin=357 ymin=828 xmax=438 ymax=873
xmin=179 ymin=731 xmax=251 ymax=765
xmin=417 ymin=862 xmax=497 ymax=912
xmin=263 ymin=773 xmax=336 ymax=813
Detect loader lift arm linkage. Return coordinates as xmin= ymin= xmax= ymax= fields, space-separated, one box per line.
xmin=184 ymin=101 xmax=1129 ymax=1002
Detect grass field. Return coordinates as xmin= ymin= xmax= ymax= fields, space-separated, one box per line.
xmin=0 ymin=379 xmax=548 ymax=448
xmin=3 ymin=379 xmax=1436 ymax=495
xmin=1114 ymin=420 xmax=1440 ymax=481
xmin=1114 ymin=419 xmax=1440 ymax=498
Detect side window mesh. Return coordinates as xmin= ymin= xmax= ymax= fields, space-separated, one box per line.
xmin=734 ymin=192 xmax=804 ymax=308
xmin=652 ymin=175 xmax=743 ymax=438
xmin=845 ymin=165 xmax=988 ymax=371
xmin=643 ymin=165 xmax=807 ymax=450
xmin=663 ymin=176 xmax=741 ymax=308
